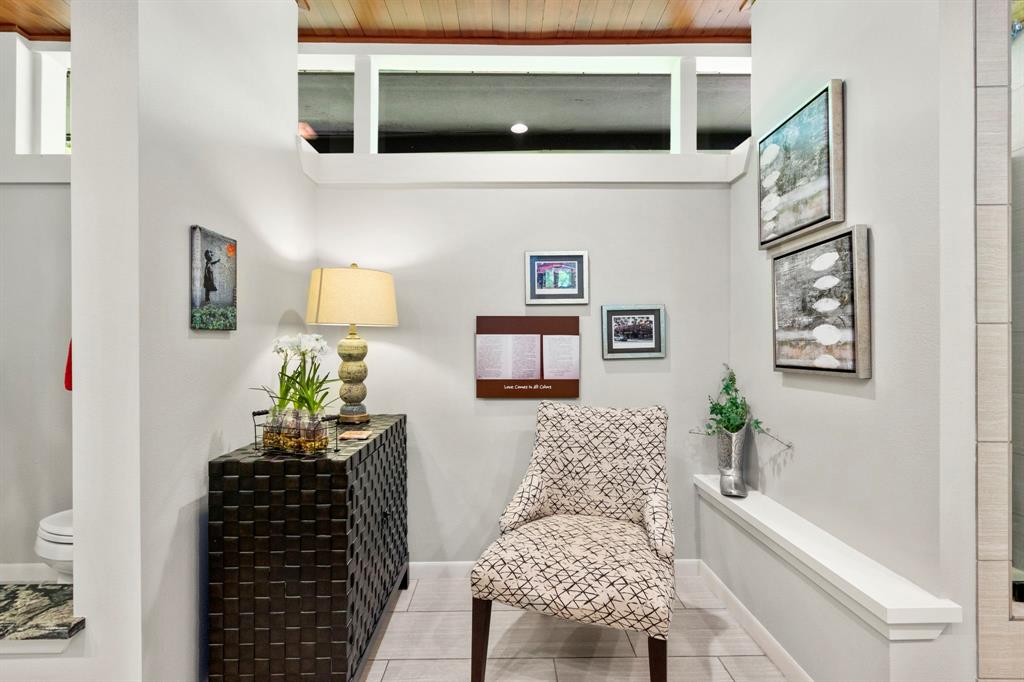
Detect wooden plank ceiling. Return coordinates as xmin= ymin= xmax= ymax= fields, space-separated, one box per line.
xmin=0 ymin=0 xmax=750 ymax=44
xmin=299 ymin=1 xmax=750 ymax=43
xmin=0 ymin=0 xmax=70 ymax=41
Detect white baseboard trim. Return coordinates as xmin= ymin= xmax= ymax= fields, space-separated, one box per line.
xmin=0 ymin=562 xmax=61 ymax=584
xmin=409 ymin=561 xmax=475 ymax=580
xmin=675 ymin=559 xmax=701 ymax=579
xmin=698 ymin=560 xmax=812 ymax=682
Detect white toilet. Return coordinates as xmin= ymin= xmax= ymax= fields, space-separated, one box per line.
xmin=35 ymin=509 xmax=73 ymax=582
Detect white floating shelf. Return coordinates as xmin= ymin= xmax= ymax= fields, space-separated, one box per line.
xmin=693 ymin=474 xmax=962 ymax=641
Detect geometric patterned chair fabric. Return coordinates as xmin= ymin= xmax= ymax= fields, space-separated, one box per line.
xmin=471 ymin=401 xmax=675 ymax=639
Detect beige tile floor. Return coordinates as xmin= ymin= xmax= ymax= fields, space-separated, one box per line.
xmin=357 ymin=575 xmax=788 ymax=682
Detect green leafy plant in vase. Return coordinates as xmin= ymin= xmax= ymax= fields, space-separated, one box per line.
xmin=703 ymin=366 xmax=766 ymax=499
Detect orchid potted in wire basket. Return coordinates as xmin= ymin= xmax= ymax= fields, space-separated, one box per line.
xmin=255 ymin=334 xmax=338 ymax=454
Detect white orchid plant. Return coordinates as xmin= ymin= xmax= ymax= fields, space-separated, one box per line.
xmin=258 ymin=334 xmax=336 ymax=415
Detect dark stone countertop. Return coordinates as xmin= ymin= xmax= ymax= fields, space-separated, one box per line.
xmin=0 ymin=584 xmax=85 ymax=641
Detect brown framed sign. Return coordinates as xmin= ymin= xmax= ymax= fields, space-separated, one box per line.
xmin=475 ymin=316 xmax=580 ymax=398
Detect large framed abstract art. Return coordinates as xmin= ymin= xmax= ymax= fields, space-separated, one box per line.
xmin=758 ymin=79 xmax=845 ymax=249
xmin=771 ymin=225 xmax=870 ymax=378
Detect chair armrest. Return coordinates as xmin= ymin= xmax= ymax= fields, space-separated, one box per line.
xmin=499 ymin=471 xmax=547 ymax=534
xmin=642 ymin=485 xmax=675 ymax=561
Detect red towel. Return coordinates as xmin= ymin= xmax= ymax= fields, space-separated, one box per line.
xmin=64 ymin=341 xmax=72 ymax=391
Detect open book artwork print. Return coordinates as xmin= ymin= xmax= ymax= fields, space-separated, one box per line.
xmin=474 ymin=334 xmax=580 ymax=381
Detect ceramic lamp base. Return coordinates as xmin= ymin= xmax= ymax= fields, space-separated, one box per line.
xmin=338 ymin=324 xmax=371 ymax=424
xmin=339 ymin=410 xmax=370 ymax=425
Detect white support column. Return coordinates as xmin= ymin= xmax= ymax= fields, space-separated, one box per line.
xmin=36 ymin=51 xmax=69 ymax=154
xmin=12 ymin=35 xmax=33 ymax=154
xmin=31 ymin=51 xmax=43 ymax=153
xmin=671 ymin=56 xmax=698 ymax=154
xmin=353 ymin=54 xmax=378 ymax=154
xmin=0 ymin=33 xmax=70 ymax=181
xmin=70 ymin=0 xmax=144 ymax=679
xmin=0 ymin=34 xmax=18 ymax=160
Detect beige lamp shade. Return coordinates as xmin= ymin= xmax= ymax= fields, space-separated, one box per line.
xmin=306 ymin=265 xmax=399 ymax=326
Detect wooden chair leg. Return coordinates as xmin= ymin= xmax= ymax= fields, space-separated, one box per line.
xmin=471 ymin=598 xmax=492 ymax=682
xmin=648 ymin=637 xmax=667 ymax=682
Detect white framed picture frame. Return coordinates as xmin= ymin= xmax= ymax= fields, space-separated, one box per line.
xmin=524 ymin=251 xmax=589 ymax=305
xmin=758 ymin=79 xmax=845 ymax=249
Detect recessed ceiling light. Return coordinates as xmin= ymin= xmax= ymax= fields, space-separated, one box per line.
xmin=510 ymin=122 xmax=528 ymax=134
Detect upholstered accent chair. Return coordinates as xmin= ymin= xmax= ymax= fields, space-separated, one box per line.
xmin=470 ymin=401 xmax=675 ymax=682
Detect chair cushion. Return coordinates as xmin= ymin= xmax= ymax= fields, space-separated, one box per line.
xmin=470 ymin=514 xmax=675 ymax=639
xmin=530 ymin=402 xmax=668 ymax=525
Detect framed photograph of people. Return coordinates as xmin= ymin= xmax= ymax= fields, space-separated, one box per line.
xmin=758 ymin=79 xmax=845 ymax=249
xmin=524 ymin=251 xmax=589 ymax=305
xmin=601 ymin=305 xmax=666 ymax=360
xmin=772 ymin=225 xmax=870 ymax=378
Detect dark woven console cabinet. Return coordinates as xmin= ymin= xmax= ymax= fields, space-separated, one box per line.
xmin=208 ymin=414 xmax=408 ymax=682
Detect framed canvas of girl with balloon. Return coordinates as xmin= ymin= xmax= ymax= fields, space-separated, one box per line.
xmin=190 ymin=225 xmax=237 ymax=331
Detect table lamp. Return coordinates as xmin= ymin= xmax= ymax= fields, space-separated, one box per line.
xmin=306 ymin=264 xmax=398 ymax=424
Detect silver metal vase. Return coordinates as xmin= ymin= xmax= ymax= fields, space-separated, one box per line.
xmin=717 ymin=420 xmax=749 ymax=498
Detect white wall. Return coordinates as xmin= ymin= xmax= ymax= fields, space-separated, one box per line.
xmin=0 ymin=36 xmax=73 ymax=573
xmin=0 ymin=6 xmax=733 ymax=676
xmin=0 ymin=2 xmax=983 ymax=680
xmin=1 ymin=2 xmax=315 ymax=680
xmin=0 ymin=184 xmax=71 ymax=564
xmin=697 ymin=500 xmax=892 ymax=681
xmin=135 ymin=2 xmax=316 ymax=680
xmin=0 ymin=32 xmax=73 ymax=574
xmin=314 ymin=185 xmax=731 ymax=562
xmin=734 ymin=1 xmax=944 ymax=588
xmin=712 ymin=1 xmax=977 ymax=680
